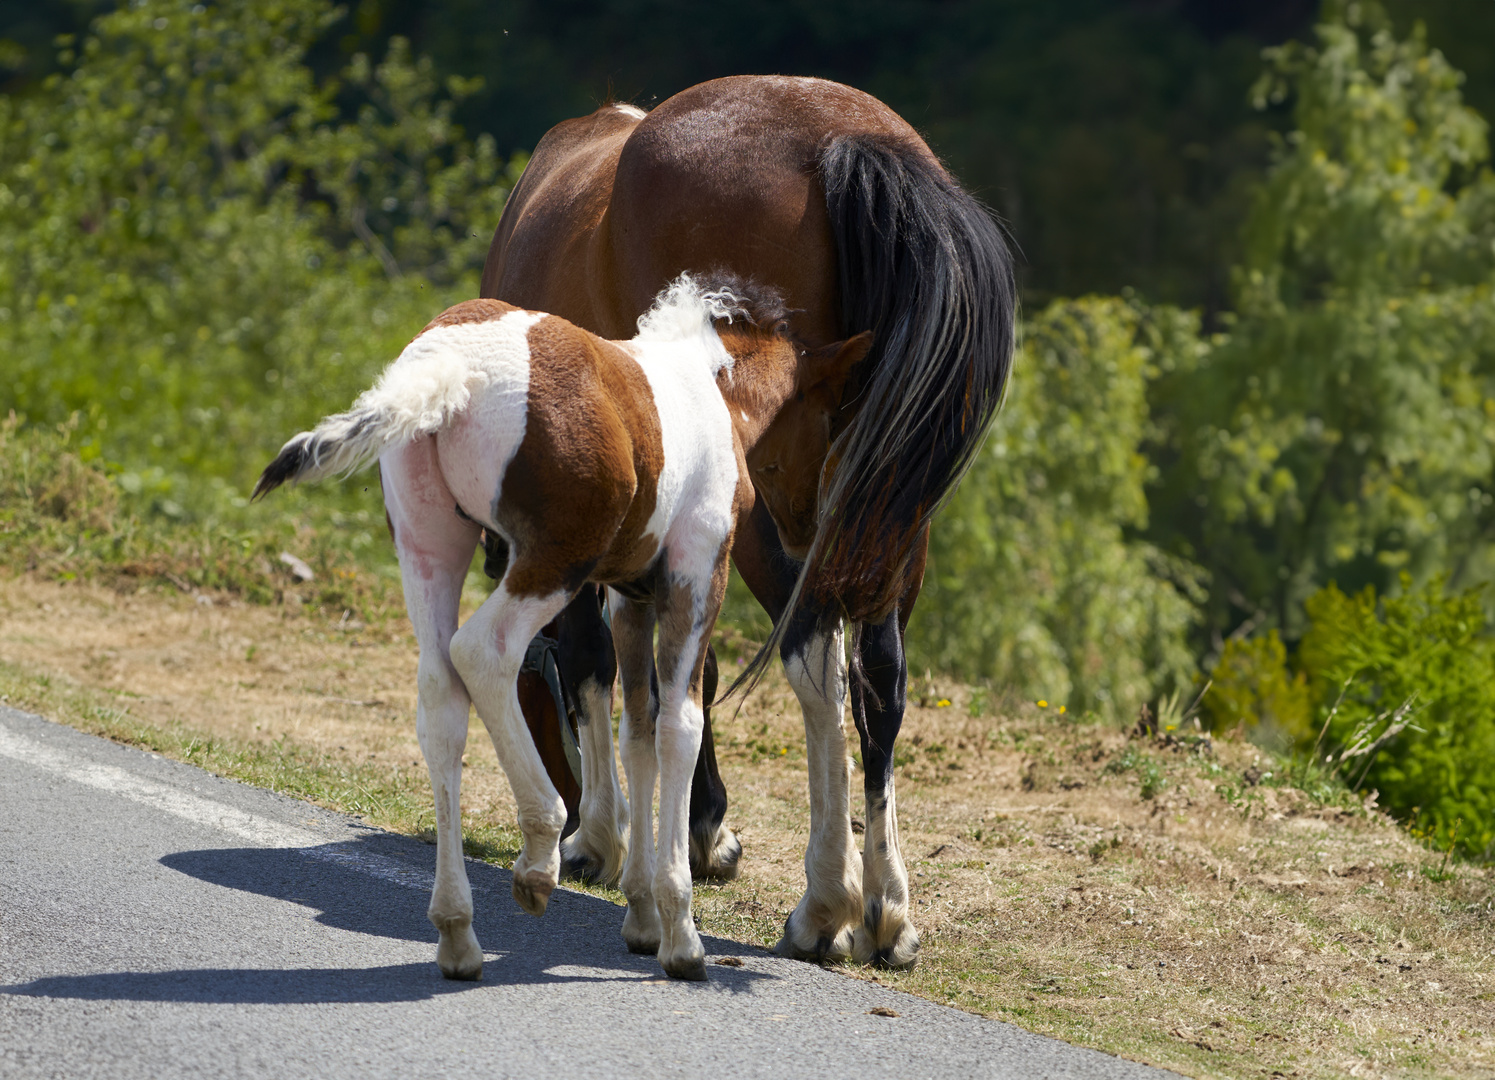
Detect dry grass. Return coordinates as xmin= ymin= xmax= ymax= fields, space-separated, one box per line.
xmin=3 ymin=571 xmax=1492 ymax=1079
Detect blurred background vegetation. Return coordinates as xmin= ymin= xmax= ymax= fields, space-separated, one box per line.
xmin=2 ymin=0 xmax=1492 ymax=857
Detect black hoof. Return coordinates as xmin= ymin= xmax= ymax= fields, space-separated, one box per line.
xmin=664 ymin=957 xmax=708 ymax=982
xmin=773 ymin=916 xmax=848 ymax=965
xmin=561 ymin=853 xmax=604 ymax=884
xmin=869 ymin=944 xmax=919 ymax=971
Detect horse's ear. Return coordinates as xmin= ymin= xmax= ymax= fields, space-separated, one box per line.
xmin=804 ymin=331 xmax=874 ymax=402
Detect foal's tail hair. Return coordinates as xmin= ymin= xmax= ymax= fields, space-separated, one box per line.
xmin=252 ymin=340 xmax=486 ymax=500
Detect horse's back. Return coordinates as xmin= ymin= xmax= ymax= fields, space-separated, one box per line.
xmin=482 ymin=77 xmax=940 ymax=347
xmin=480 ymin=106 xmax=642 ymax=331
xmin=608 ymin=77 xmax=935 ymax=345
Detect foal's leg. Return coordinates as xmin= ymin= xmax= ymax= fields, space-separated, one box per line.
xmin=775 ymin=604 xmax=863 ymax=963
xmin=610 ymin=590 xmax=663 ymax=956
xmin=382 ymin=445 xmax=484 ymax=980
xmin=648 ymin=557 xmax=724 ymax=982
xmin=449 ymin=579 xmax=573 ymax=917
xmin=557 ymin=586 xmax=630 ymax=885
xmin=849 ymin=609 xmax=918 ymax=969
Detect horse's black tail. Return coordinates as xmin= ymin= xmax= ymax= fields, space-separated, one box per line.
xmin=716 ymin=135 xmax=1016 ymax=708
xmin=813 ymin=134 xmax=1017 ymax=622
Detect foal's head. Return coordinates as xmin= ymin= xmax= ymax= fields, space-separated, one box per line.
xmin=638 ymin=272 xmax=872 ymax=560
xmin=743 ymin=332 xmax=871 ymax=560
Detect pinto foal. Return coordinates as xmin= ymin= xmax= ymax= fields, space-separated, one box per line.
xmin=254 ymin=276 xmax=868 ymax=981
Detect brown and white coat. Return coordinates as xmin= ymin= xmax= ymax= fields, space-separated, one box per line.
xmin=255 ymin=275 xmax=866 ymax=981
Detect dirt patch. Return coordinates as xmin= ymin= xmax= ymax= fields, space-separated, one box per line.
xmin=3 ymin=572 xmax=1492 ymax=1078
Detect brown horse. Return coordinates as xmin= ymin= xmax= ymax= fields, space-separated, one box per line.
xmin=482 ymin=76 xmax=1016 ymax=968
xmin=255 ymin=276 xmax=871 ymax=981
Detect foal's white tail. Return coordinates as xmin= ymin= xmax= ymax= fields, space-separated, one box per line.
xmin=252 ymin=327 xmax=502 ymax=500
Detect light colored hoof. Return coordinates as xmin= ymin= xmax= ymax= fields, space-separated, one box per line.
xmin=511 ymin=869 xmax=556 ymax=917
xmin=774 ymin=911 xmax=855 ymax=964
xmin=621 ymin=902 xmax=662 ymax=955
xmin=560 ymin=833 xmax=625 ymax=886
xmin=433 ymin=920 xmax=484 ymax=981
xmin=689 ymin=825 xmax=742 ymax=881
xmin=852 ymin=907 xmax=920 ymax=970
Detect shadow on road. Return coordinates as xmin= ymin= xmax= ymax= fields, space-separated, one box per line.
xmin=1 ymin=834 xmax=773 ymax=1005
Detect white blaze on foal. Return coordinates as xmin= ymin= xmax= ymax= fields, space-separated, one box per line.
xmin=254 ymin=274 xmax=870 ymax=981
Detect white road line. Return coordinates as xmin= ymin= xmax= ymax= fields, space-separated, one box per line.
xmin=0 ymin=722 xmax=434 ymax=893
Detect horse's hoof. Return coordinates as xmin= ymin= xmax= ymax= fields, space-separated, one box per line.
xmin=621 ymin=902 xmax=661 ymax=954
xmin=689 ymin=826 xmax=742 ymax=881
xmin=434 ymin=922 xmax=484 ymax=980
xmin=852 ymin=919 xmax=920 ymax=970
xmin=774 ymin=913 xmax=854 ymax=964
xmin=662 ymin=954 xmax=708 ymax=982
xmin=560 ymin=853 xmax=600 ymax=883
xmin=511 ymin=870 xmax=556 ymax=917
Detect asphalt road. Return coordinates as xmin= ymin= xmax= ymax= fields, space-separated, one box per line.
xmin=0 ymin=705 xmax=1178 ymax=1079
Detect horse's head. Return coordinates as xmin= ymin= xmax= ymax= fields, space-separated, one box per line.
xmin=745 ymin=331 xmax=873 ymax=560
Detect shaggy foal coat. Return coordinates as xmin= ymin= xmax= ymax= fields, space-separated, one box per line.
xmin=254 ymin=278 xmax=866 ymax=981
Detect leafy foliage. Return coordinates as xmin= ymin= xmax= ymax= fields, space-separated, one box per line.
xmin=0 ymin=0 xmax=519 ymax=495
xmin=1298 ymin=577 xmax=1495 ymax=860
xmin=912 ymin=298 xmax=1202 ymax=718
xmin=1203 ymin=630 xmax=1314 ymax=746
xmin=1148 ymin=2 xmax=1495 ymax=642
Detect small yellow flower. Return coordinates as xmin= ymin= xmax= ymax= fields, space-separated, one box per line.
xmin=1058 ymin=705 xmax=1066 ymax=715
xmin=780 ymin=747 xmax=787 ymax=755
xmin=936 ymin=698 xmax=951 ymax=708
xmin=1036 ymin=700 xmax=1048 ymax=708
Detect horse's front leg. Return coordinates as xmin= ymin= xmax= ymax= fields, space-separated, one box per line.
xmin=556 ymin=586 xmax=630 ymax=885
xmin=775 ymin=603 xmax=862 ymax=963
xmin=850 ymin=608 xmax=918 ymax=969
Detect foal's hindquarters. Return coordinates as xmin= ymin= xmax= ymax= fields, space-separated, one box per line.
xmin=377 ymin=359 xmax=732 ymax=982
xmin=255 ymin=281 xmax=837 ymax=982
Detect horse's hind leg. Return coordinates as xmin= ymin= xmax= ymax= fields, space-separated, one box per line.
xmin=450 ymin=578 xmax=573 ymax=917
xmin=687 ymin=647 xmax=743 ymax=880
xmin=775 ymin=604 xmax=862 ymax=964
xmin=850 ymin=609 xmax=918 ymax=969
xmin=557 ymin=586 xmax=630 ymax=886
xmin=382 ymin=445 xmax=484 ymax=980
xmin=647 ymin=557 xmax=722 ymax=982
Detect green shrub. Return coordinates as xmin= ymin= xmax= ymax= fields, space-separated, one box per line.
xmin=1298 ymin=577 xmax=1495 ymax=860
xmin=1203 ymin=630 xmax=1314 ymax=747
xmin=1147 ymin=3 xmax=1495 ymax=643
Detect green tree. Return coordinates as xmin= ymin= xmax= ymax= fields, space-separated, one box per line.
xmin=911 ymin=297 xmax=1202 ymax=717
xmin=0 ymin=0 xmax=519 ymax=497
xmin=1149 ymin=2 xmax=1495 ymax=644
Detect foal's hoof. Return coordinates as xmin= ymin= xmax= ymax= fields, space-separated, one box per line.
xmin=511 ymin=870 xmax=557 ymax=917
xmin=689 ymin=825 xmax=742 ymax=881
xmin=435 ymin=923 xmax=484 ymax=981
xmin=621 ymin=903 xmax=662 ymax=955
xmin=662 ymin=954 xmax=708 ymax=982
